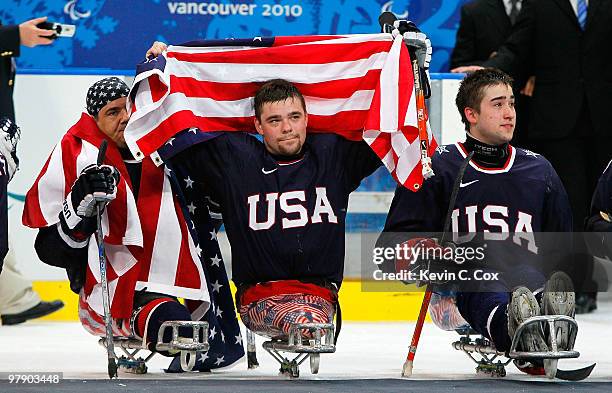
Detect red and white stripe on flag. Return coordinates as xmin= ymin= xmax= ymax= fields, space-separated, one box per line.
xmin=125 ymin=33 xmax=436 ymax=191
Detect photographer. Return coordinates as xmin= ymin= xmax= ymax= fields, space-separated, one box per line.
xmin=0 ymin=16 xmax=55 ymax=121
xmin=0 ymin=117 xmax=63 ymax=325
xmin=0 ymin=18 xmax=61 ymax=325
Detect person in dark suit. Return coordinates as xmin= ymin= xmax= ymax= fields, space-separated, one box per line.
xmin=450 ymin=0 xmax=521 ymax=69
xmin=0 ymin=16 xmax=54 ymax=121
xmin=450 ymin=0 xmax=532 ymax=147
xmin=456 ymin=0 xmax=611 ymax=313
xmin=0 ymin=18 xmax=61 ymax=325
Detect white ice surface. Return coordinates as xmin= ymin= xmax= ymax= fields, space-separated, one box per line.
xmin=1 ymin=296 xmax=612 ymax=382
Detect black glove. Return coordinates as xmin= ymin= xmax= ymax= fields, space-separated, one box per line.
xmin=0 ymin=117 xmax=20 ymax=181
xmin=59 ymin=164 xmax=120 ymax=242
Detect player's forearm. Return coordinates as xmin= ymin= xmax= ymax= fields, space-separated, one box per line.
xmin=34 ymin=225 xmax=88 ymax=270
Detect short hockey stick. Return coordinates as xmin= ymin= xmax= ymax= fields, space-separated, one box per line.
xmin=246 ymin=329 xmax=259 ymax=369
xmin=402 ymin=151 xmax=474 ymax=377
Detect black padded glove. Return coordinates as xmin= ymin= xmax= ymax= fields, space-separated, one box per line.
xmin=59 ymin=164 xmax=120 ymax=242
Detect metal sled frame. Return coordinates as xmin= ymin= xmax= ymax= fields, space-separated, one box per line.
xmin=452 ymin=315 xmax=579 ymax=379
xmin=103 ymin=337 xmax=156 ymax=374
xmin=261 ymin=322 xmax=336 ymax=378
xmin=98 ymin=320 xmax=209 ymax=374
xmin=452 ymin=328 xmax=512 ymax=377
xmin=508 ymin=315 xmax=578 ymax=360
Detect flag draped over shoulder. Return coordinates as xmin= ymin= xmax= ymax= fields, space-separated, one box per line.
xmin=23 ymin=114 xmax=244 ymax=369
xmin=157 ymin=129 xmax=245 ymax=371
xmin=22 ymin=114 xmax=209 ymax=320
xmin=125 ymin=33 xmax=436 ymax=191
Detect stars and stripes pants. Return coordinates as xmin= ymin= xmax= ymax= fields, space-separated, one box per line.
xmin=78 ymin=292 xmax=192 ymax=355
xmin=239 ymin=293 xmax=335 ymax=340
xmin=78 ymin=295 xmax=134 ymax=339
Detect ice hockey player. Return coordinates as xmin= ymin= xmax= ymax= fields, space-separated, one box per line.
xmin=166 ymin=78 xmax=383 ymax=339
xmin=378 ymin=68 xmax=576 ymax=375
xmin=22 ymin=77 xmax=243 ymax=369
xmin=585 ymin=161 xmax=612 ymax=266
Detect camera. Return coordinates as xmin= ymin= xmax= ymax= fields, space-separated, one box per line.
xmin=36 ymin=22 xmax=76 ymax=39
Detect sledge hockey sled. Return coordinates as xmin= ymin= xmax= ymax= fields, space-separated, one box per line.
xmin=99 ymin=321 xmax=209 ymax=374
xmin=253 ymin=322 xmax=336 ymax=378
xmin=451 ymin=315 xmax=594 ymax=380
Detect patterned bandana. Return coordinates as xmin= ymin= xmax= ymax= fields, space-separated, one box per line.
xmin=86 ymin=77 xmax=130 ymax=117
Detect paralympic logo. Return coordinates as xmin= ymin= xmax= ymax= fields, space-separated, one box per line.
xmin=381 ymin=1 xmax=409 ymax=19
xmin=64 ymin=0 xmax=92 ymax=21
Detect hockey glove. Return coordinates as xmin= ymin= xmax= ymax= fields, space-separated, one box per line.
xmin=0 ymin=117 xmax=21 ymax=182
xmin=390 ymin=20 xmax=432 ymax=70
xmin=59 ymin=164 xmax=120 ymax=242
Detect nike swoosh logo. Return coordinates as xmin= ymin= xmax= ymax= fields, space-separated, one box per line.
xmin=459 ymin=179 xmax=479 ymax=188
xmin=261 ymin=167 xmax=277 ymax=175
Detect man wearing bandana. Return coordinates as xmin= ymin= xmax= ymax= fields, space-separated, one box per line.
xmin=23 ymin=77 xmax=243 ymax=367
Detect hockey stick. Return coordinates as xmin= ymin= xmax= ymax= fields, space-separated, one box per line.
xmin=402 ymin=151 xmax=474 ymax=377
xmin=411 ymin=58 xmax=434 ymax=183
xmin=95 ymin=140 xmax=118 ymax=379
xmin=246 ymin=329 xmax=259 ymax=369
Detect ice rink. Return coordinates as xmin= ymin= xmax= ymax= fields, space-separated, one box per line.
xmin=1 ymin=296 xmax=612 ymax=392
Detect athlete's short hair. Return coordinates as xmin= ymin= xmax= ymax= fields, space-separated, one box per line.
xmin=455 ymin=68 xmax=514 ymax=131
xmin=254 ymin=79 xmax=307 ymax=121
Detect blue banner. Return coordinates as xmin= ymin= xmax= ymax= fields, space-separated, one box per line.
xmin=2 ymin=0 xmax=470 ymax=72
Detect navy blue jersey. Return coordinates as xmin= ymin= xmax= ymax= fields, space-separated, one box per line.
xmin=588 ymin=160 xmax=612 ymax=230
xmin=382 ymin=143 xmax=572 ymax=284
xmin=171 ymin=133 xmax=381 ymax=287
xmin=385 ymin=143 xmax=572 ymax=235
xmin=585 ymin=160 xmax=612 ymax=260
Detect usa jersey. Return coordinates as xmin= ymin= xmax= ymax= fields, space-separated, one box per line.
xmin=382 ymin=143 xmax=572 ymax=280
xmin=171 ymin=133 xmax=381 ymax=287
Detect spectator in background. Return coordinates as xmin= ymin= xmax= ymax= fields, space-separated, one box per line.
xmin=0 ymin=117 xmax=63 ymax=325
xmin=1 ymin=16 xmax=55 ymax=121
xmin=0 ymin=18 xmax=63 ymax=325
xmin=450 ymin=0 xmax=532 ymax=147
xmin=453 ymin=0 xmax=612 ymax=313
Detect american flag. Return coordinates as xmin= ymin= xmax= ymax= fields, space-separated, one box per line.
xmin=22 ymin=114 xmax=244 ymax=370
xmin=125 ymin=33 xmax=436 ymax=191
xmin=158 ymin=129 xmax=245 ymax=371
